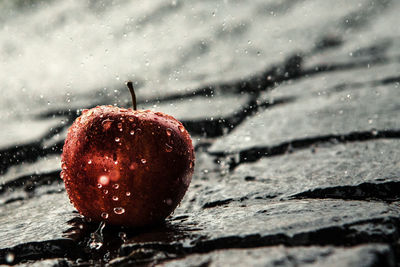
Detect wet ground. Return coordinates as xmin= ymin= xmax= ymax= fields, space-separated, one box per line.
xmin=1 ymin=0 xmax=400 ymax=266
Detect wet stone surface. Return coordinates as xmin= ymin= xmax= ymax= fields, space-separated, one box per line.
xmin=1 ymin=1 xmax=400 ymax=266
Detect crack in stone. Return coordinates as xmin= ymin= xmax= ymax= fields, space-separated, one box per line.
xmin=290 ymin=181 xmax=400 ymax=202
xmin=211 ymin=130 xmax=400 ymax=170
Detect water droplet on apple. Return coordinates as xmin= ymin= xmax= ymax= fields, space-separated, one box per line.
xmin=166 ymin=128 xmax=172 ymax=136
xmin=126 ymin=192 xmax=131 ymax=196
xmin=113 ymin=184 xmax=119 ymax=189
xmin=141 ymin=159 xmax=147 ymax=164
xmin=102 ymin=119 xmax=113 ymax=131
xmin=88 ymin=159 xmax=92 ymax=164
xmin=189 ymin=161 xmax=193 ymax=168
xmin=136 ymin=128 xmax=142 ymax=135
xmin=128 ymin=117 xmax=134 ymax=122
xmin=103 ymin=189 xmax=109 ymax=194
xmin=129 ymin=162 xmax=137 ymax=170
xmin=114 ymin=207 xmax=125 ymax=215
xmin=101 ymin=212 xmax=109 ymax=219
xmin=115 ymin=137 xmax=120 ymax=142
xmin=62 ymin=163 xmax=67 ymax=170
xmin=178 ymin=125 xmax=185 ymax=133
xmin=112 ymin=196 xmax=119 ymax=201
xmin=98 ymin=175 xmax=110 ymax=186
xmin=97 ymin=184 xmax=102 ymax=189
xmin=165 ymin=143 xmax=173 ymax=152
xmin=114 ymin=161 xmax=118 ymax=165
xmin=130 ymin=130 xmax=135 ymax=135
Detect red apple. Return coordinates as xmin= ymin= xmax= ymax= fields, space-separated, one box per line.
xmin=61 ymin=82 xmax=195 ymax=227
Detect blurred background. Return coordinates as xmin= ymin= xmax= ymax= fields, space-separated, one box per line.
xmin=2 ymin=0 xmax=399 ymax=150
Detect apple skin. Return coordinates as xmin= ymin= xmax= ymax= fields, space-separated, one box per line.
xmin=61 ymin=105 xmax=195 ymax=227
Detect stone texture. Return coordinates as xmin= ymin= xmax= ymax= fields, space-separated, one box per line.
xmin=158 ymin=245 xmax=394 ymax=267
xmin=0 ymin=193 xmax=75 ymax=250
xmin=210 ymin=83 xmax=400 ymax=154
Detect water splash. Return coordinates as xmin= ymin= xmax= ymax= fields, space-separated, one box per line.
xmin=88 ymin=221 xmax=106 ymax=250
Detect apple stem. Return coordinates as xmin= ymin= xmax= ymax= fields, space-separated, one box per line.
xmin=126 ymin=81 xmax=137 ymax=110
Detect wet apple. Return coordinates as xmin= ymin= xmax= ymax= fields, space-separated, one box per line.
xmin=61 ymin=82 xmax=195 ymax=227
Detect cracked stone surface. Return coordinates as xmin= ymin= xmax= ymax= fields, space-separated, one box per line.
xmin=1 ymin=0 xmax=400 ymax=266
xmin=158 ymin=245 xmax=394 ymax=267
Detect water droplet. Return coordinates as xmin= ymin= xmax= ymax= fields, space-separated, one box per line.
xmin=103 ymin=189 xmax=109 ymax=194
xmin=372 ymin=129 xmax=378 ymax=136
xmin=118 ymin=232 xmax=127 ymax=240
xmin=113 ymin=184 xmax=119 ymax=189
xmin=114 ymin=161 xmax=118 ymax=165
xmin=166 ymin=198 xmax=173 ymax=205
xmin=101 ymin=212 xmax=109 ymax=219
xmin=62 ymin=163 xmax=67 ymax=170
xmin=112 ymin=196 xmax=119 ymax=201
xmin=128 ymin=117 xmax=134 ymax=122
xmin=141 ymin=159 xmax=147 ymax=164
xmin=129 ymin=162 xmax=137 ymax=170
xmin=126 ymin=191 xmax=131 ymax=196
xmin=88 ymin=159 xmax=92 ymax=164
xmin=97 ymin=184 xmax=102 ymax=189
xmin=115 ymin=137 xmax=120 ymax=142
xmin=5 ymin=252 xmax=15 ymax=263
xmin=114 ymin=207 xmax=125 ymax=215
xmin=130 ymin=130 xmax=135 ymax=135
xmin=178 ymin=125 xmax=185 ymax=133
xmin=98 ymin=175 xmax=110 ymax=186
xmin=189 ymin=161 xmax=193 ymax=168
xmin=166 ymin=128 xmax=172 ymax=136
xmin=136 ymin=128 xmax=142 ymax=135
xmin=165 ymin=143 xmax=173 ymax=152
xmin=102 ymin=119 xmax=113 ymax=131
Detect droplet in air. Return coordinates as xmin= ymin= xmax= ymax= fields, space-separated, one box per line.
xmin=114 ymin=207 xmax=125 ymax=215
xmin=112 ymin=196 xmax=119 ymax=201
xmin=166 ymin=128 xmax=172 ymax=136
xmin=166 ymin=198 xmax=173 ymax=205
xmin=141 ymin=159 xmax=147 ymax=164
xmin=101 ymin=212 xmax=109 ymax=219
xmin=165 ymin=143 xmax=173 ymax=152
xmin=5 ymin=252 xmax=15 ymax=263
xmin=118 ymin=232 xmax=127 ymax=240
